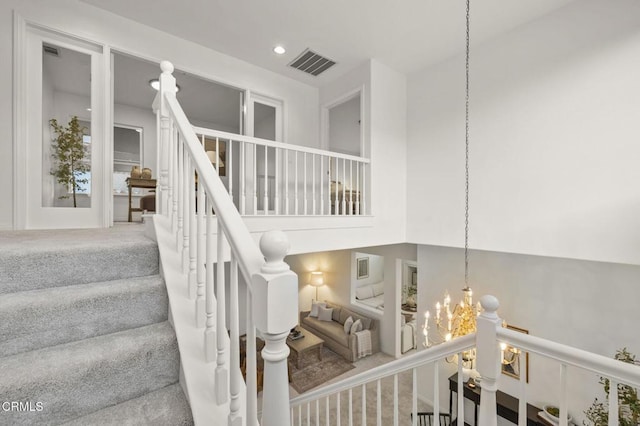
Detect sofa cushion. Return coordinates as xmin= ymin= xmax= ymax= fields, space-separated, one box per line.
xmin=355 ymin=286 xmax=374 ymax=300
xmin=372 ymin=283 xmax=384 ymax=296
xmin=303 ymin=317 xmax=350 ymax=347
xmin=343 ymin=316 xmax=354 ymax=334
xmin=310 ymin=301 xmax=326 ymax=317
xmin=325 ymin=301 xmax=342 ymax=322
xmin=339 ymin=308 xmax=372 ymax=330
xmin=318 ymin=306 xmax=333 ymax=322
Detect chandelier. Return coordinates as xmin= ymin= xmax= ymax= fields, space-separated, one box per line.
xmin=423 ymin=0 xmax=478 ymax=349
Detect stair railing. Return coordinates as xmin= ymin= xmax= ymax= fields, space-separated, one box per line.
xmin=192 ymin=126 xmax=370 ymax=216
xmin=289 ymin=333 xmax=476 ymax=426
xmin=153 ymin=60 xmax=298 ymax=426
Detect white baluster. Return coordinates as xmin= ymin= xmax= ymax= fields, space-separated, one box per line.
xmin=315 ymin=400 xmax=320 ymax=426
xmin=320 ymin=156 xmax=324 ymax=215
xmin=349 ymin=160 xmax=353 ymax=215
xmin=377 ymin=379 xmax=382 ymax=426
xmin=228 ymin=255 xmax=242 ymax=426
xmin=298 ymin=405 xmax=302 ymax=426
xmin=356 ymin=162 xmax=360 ymax=215
xmin=312 ymin=154 xmax=316 ymax=215
xmin=253 ymin=144 xmax=258 ymax=215
xmin=254 ymin=231 xmax=298 ymax=426
xmin=303 ymin=152 xmax=308 ymax=215
xmin=182 ymin=149 xmax=190 ymax=274
xmin=361 ymin=384 xmax=366 ymax=426
xmin=294 ymin=152 xmax=299 ymax=215
xmin=176 ymin=131 xmax=184 ymax=250
xmin=228 ymin=139 xmax=233 ymax=205
xmin=434 ymin=362 xmax=440 ymax=425
xmin=412 ymin=368 xmax=417 ymax=426
xmin=240 ymin=141 xmax=246 ymax=215
xmin=173 ymin=127 xmax=179 ymax=230
xmin=362 ymin=163 xmax=367 ymax=215
xmin=349 ymin=388 xmax=353 ymax=426
xmin=204 ymin=194 xmax=215 ymax=362
xmin=188 ymin=158 xmax=197 ymax=299
xmin=275 ymin=147 xmax=280 ymax=214
xmin=393 ymin=374 xmax=398 ymax=426
xmin=246 ymin=289 xmax=258 ymax=426
xmin=216 ymin=137 xmax=220 ymax=175
xmin=195 ymin=178 xmax=205 ymax=327
xmin=307 ymin=403 xmax=310 ymax=426
xmin=215 ymin=229 xmax=228 ymax=405
xmin=341 ymin=158 xmax=346 ymax=215
xmin=560 ymin=364 xmax=568 ymax=426
xmin=169 ymin=126 xmax=176 ymax=230
xmin=285 ymin=150 xmax=290 ymax=215
xmin=263 ymin=145 xmax=268 ymax=215
xmin=333 ymin=158 xmax=338 ymax=215
xmin=458 ymin=355 xmax=464 ymax=426
xmin=336 ymin=392 xmax=341 ymax=426
xmin=608 ymin=378 xmax=619 ymax=426
xmin=519 ymin=350 xmax=526 ymax=426
xmin=477 ymin=295 xmax=502 ymax=426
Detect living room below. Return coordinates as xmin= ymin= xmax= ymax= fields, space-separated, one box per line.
xmin=285 ymin=243 xmax=417 ymax=359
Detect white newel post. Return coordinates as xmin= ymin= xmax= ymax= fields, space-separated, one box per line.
xmin=476 ymin=295 xmax=502 ymax=426
xmin=253 ymin=231 xmax=298 ymax=426
xmin=158 ymin=61 xmax=177 ymax=216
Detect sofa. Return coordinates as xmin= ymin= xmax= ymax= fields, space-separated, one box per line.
xmin=300 ymin=301 xmax=380 ymax=362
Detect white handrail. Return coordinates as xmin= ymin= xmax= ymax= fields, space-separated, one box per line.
xmin=290 ymin=334 xmax=475 ymax=407
xmin=497 ymin=327 xmax=640 ymax=388
xmin=166 ymin=94 xmax=263 ymax=283
xmin=193 ymin=125 xmax=371 ymax=164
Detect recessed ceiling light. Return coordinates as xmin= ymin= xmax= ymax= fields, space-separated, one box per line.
xmin=273 ymin=45 xmax=286 ymax=55
xmin=149 ymin=79 xmax=180 ymax=92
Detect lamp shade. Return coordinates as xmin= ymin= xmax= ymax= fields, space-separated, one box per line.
xmin=309 ymin=271 xmax=324 ymax=287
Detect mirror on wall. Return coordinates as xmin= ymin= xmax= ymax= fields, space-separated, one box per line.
xmin=351 ymin=251 xmax=385 ymax=313
xmin=401 ymin=261 xmax=418 ymax=313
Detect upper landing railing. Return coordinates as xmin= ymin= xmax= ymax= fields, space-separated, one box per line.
xmin=192 ymin=126 xmax=370 ymax=217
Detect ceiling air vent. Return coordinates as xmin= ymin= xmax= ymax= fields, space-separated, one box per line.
xmin=43 ymin=44 xmax=60 ymax=57
xmin=288 ymin=48 xmax=336 ymax=77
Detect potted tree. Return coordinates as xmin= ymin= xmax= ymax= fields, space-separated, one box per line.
xmin=49 ymin=116 xmax=89 ymax=207
xmin=584 ymin=348 xmax=640 ymax=426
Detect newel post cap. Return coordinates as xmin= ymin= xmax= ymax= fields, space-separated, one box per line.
xmin=480 ymin=295 xmax=499 ymax=319
xmin=260 ymin=230 xmax=290 ymax=274
xmin=160 ymin=60 xmax=174 ymax=74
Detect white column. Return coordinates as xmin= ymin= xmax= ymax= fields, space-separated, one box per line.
xmin=157 ymin=61 xmax=176 ymax=217
xmin=254 ymin=231 xmax=298 ymax=426
xmin=476 ymin=295 xmax=502 ymax=426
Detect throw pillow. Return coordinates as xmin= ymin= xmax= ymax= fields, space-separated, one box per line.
xmin=318 ymin=306 xmax=334 ymax=322
xmin=343 ymin=316 xmax=354 ymax=334
xmin=350 ymin=318 xmax=363 ymax=335
xmin=372 ymin=283 xmax=384 ymax=296
xmin=310 ymin=301 xmax=326 ymax=318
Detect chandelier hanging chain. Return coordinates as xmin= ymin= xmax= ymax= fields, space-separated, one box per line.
xmin=464 ymin=0 xmax=471 ymax=287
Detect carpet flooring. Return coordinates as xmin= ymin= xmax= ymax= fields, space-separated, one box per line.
xmin=289 ymin=347 xmax=356 ymax=394
xmin=0 ymin=224 xmax=193 ymax=425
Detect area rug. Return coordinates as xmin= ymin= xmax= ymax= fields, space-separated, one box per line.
xmin=289 ymin=347 xmax=355 ymax=393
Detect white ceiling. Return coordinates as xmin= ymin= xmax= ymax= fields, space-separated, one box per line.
xmin=81 ymin=0 xmax=578 ymax=86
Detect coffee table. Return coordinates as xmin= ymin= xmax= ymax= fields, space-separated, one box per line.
xmin=287 ymin=328 xmax=324 ymax=369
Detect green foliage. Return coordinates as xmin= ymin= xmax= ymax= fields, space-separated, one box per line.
xmin=49 ymin=116 xmax=89 ymax=207
xmin=584 ymin=348 xmax=640 ymax=426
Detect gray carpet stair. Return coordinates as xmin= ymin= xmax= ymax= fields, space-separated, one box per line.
xmin=61 ymin=383 xmax=193 ymax=426
xmin=0 ymin=226 xmax=193 ymax=425
xmin=0 ymin=275 xmax=168 ymax=357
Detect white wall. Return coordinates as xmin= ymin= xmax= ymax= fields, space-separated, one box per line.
xmin=2 ymin=0 xmax=319 ymax=229
xmin=416 ymin=244 xmax=640 ymax=425
xmin=407 ymin=0 xmax=640 ymax=266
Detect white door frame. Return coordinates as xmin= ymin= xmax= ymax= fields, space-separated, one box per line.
xmin=14 ymin=17 xmax=110 ymax=229
xmin=320 ymin=85 xmax=365 ymax=155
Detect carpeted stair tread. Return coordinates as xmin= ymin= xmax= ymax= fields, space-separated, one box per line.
xmin=0 ymin=322 xmax=180 ymax=426
xmin=0 ymin=275 xmax=167 ymax=358
xmin=62 ymin=383 xmax=193 ymax=426
xmin=0 ymin=227 xmax=158 ymax=294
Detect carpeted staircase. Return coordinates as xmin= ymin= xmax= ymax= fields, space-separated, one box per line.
xmin=0 ymin=226 xmax=194 ymax=425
